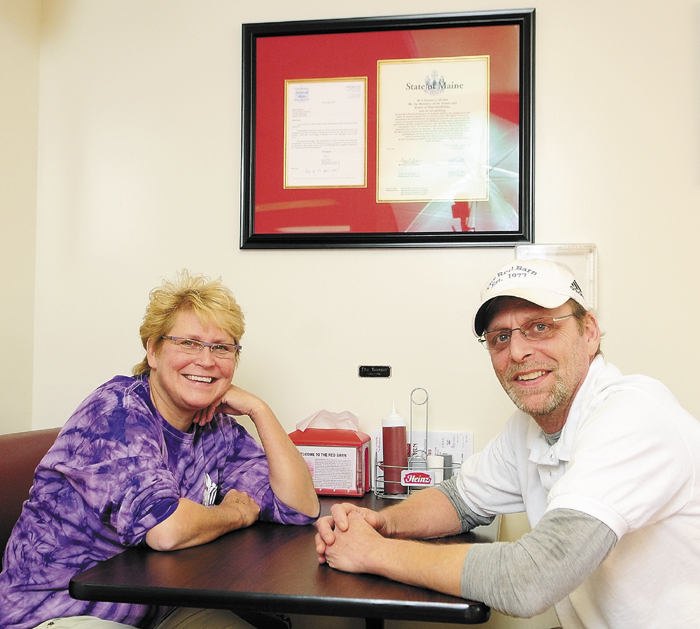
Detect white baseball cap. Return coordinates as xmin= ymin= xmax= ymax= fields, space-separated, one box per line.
xmin=473 ymin=258 xmax=587 ymax=337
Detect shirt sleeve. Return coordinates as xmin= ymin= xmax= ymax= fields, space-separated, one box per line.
xmin=215 ymin=418 xmax=318 ymax=525
xmin=547 ymin=389 xmax=696 ymax=538
xmin=435 ymin=477 xmax=496 ymax=533
xmin=453 ymin=415 xmax=531 ymax=517
xmin=461 ymin=508 xmax=616 ymax=618
xmin=44 ymin=384 xmax=181 ymax=546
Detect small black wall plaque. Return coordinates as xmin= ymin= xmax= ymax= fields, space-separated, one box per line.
xmin=359 ymin=366 xmax=392 ymax=378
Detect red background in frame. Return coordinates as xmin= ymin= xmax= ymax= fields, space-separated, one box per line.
xmin=254 ymin=25 xmax=520 ymax=234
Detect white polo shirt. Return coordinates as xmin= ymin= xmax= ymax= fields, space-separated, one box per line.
xmin=456 ymin=356 xmax=700 ymax=627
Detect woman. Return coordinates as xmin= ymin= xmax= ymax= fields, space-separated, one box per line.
xmin=0 ymin=271 xmax=319 ymax=629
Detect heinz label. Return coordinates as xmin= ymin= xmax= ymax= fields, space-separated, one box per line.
xmin=400 ymin=470 xmax=435 ymax=487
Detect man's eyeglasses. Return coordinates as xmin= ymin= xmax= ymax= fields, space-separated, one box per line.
xmin=478 ymin=314 xmax=575 ymax=353
xmin=161 ymin=336 xmax=242 ymax=359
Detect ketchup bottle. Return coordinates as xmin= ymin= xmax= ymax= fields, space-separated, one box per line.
xmin=382 ymin=403 xmax=408 ymax=494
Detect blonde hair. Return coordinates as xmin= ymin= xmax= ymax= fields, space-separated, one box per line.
xmin=133 ymin=270 xmax=245 ymax=375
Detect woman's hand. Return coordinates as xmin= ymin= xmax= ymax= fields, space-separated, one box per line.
xmin=194 ymin=384 xmax=319 ymax=518
xmin=219 ymin=488 xmax=260 ymax=528
xmin=193 ymin=385 xmax=263 ymax=426
xmin=145 ymin=490 xmax=260 ymax=551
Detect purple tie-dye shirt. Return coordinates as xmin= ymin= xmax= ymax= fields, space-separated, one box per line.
xmin=0 ymin=375 xmax=317 ymax=629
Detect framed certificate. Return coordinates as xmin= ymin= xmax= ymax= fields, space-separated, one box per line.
xmin=241 ymin=9 xmax=534 ymax=249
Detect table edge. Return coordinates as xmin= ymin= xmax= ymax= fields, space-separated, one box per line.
xmin=70 ymin=579 xmax=490 ymax=623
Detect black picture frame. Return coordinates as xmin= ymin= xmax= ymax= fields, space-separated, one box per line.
xmin=241 ymin=9 xmax=535 ymax=249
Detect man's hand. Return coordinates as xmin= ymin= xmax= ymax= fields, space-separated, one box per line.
xmin=321 ymin=511 xmax=387 ymax=573
xmin=316 ymin=506 xmax=468 ymax=599
xmin=315 ymin=502 xmax=387 ymax=564
xmin=314 ymin=491 xmax=468 ymax=598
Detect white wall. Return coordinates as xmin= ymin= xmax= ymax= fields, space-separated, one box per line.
xmin=4 ymin=1 xmax=700 ymax=626
xmin=31 ymin=0 xmax=518 ymax=437
xmin=29 ymin=0 xmax=700 ymax=436
xmin=0 ymin=0 xmax=40 ymax=434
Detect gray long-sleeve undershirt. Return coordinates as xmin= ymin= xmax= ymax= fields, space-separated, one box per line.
xmin=436 ymin=477 xmax=617 ymax=618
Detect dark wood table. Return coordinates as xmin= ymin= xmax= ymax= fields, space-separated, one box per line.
xmin=70 ymin=494 xmax=494 ymax=627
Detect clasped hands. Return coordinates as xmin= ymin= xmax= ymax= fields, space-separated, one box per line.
xmin=314 ymin=503 xmax=389 ymax=574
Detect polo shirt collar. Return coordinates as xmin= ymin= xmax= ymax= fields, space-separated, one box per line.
xmin=527 ymin=355 xmax=607 ymax=466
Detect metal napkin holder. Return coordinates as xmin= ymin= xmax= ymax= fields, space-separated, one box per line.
xmin=374 ymin=387 xmax=459 ymax=499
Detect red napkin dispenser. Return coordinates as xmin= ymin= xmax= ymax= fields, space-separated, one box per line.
xmin=288 ymin=428 xmax=371 ymax=497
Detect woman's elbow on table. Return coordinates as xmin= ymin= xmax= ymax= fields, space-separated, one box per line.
xmin=145 ymin=517 xmax=184 ymax=552
xmin=145 ymin=494 xmax=260 ymax=551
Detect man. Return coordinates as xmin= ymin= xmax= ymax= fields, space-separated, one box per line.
xmin=315 ymin=258 xmax=700 ymax=628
